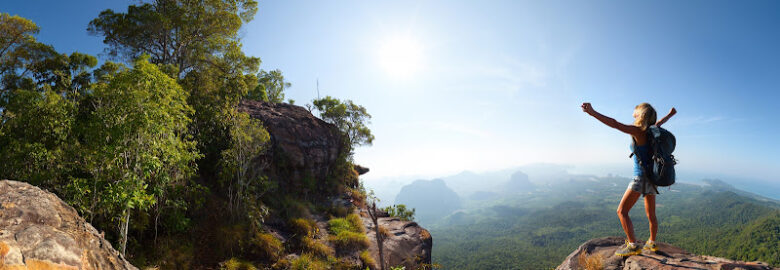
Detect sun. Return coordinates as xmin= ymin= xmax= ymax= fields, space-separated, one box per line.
xmin=377 ymin=35 xmax=424 ymax=79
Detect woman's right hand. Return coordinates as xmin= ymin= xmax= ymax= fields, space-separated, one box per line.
xmin=669 ymin=107 xmax=677 ymax=115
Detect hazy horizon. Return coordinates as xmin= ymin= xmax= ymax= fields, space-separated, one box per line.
xmin=4 ymin=0 xmax=779 ymax=185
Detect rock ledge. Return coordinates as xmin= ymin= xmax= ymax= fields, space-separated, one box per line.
xmin=557 ymin=237 xmax=777 ymax=270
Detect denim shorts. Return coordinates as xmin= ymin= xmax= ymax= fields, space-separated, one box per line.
xmin=628 ymin=176 xmax=658 ymax=196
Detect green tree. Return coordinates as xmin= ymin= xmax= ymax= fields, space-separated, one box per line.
xmin=248 ymin=69 xmax=291 ymax=103
xmin=219 ymin=109 xmax=271 ymax=219
xmin=88 ymin=0 xmax=263 ymax=178
xmin=0 ymin=89 xmax=74 ymax=187
xmin=312 ymin=96 xmax=375 ymax=150
xmin=382 ymin=204 xmax=416 ymax=222
xmin=81 ymin=56 xmax=199 ymax=256
xmin=88 ymin=0 xmax=258 ymax=78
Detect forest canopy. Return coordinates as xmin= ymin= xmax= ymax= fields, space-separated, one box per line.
xmin=0 ymin=0 xmax=374 ymax=266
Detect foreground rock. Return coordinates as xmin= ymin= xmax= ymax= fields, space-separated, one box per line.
xmin=0 ymin=180 xmax=137 ymax=270
xmin=238 ymin=100 xmax=344 ymax=187
xmin=557 ymin=237 xmax=777 ymax=270
xmin=360 ymin=209 xmax=433 ymax=269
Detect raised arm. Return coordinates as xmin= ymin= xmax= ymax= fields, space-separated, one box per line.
xmin=655 ymin=107 xmax=676 ymax=127
xmin=581 ymin=103 xmax=642 ymax=136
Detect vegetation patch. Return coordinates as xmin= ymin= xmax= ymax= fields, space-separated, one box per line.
xmin=360 ymin=250 xmax=377 ymax=270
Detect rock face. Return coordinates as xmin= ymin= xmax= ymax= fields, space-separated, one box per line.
xmin=360 ymin=213 xmax=433 ymax=269
xmin=0 ymin=180 xmax=137 ymax=270
xmin=557 ymin=237 xmax=777 ymax=270
xmin=238 ymin=100 xmax=344 ymax=186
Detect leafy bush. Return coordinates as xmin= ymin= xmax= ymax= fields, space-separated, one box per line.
xmin=382 ymin=204 xmax=416 ymax=221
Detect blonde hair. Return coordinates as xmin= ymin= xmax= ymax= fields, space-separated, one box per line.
xmin=634 ymin=103 xmax=657 ymax=131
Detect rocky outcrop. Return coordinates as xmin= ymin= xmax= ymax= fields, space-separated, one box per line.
xmin=238 ymin=100 xmax=344 ymax=186
xmin=0 ymin=180 xmax=137 ymax=270
xmin=557 ymin=237 xmax=777 ymax=270
xmin=360 ymin=211 xmax=433 ymax=269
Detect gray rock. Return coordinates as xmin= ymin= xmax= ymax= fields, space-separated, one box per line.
xmin=0 ymin=180 xmax=137 ymax=270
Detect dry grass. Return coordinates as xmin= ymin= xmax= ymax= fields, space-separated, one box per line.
xmin=250 ymin=232 xmax=283 ymax=261
xmin=359 ymin=250 xmax=377 ymax=270
xmin=577 ymin=252 xmax=604 ymax=270
xmin=301 ymin=237 xmax=334 ymax=258
xmin=378 ymin=225 xmax=391 ymax=238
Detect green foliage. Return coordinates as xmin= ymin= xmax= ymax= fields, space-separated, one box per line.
xmin=81 ymin=55 xmax=200 ymax=254
xmin=221 ymin=257 xmax=258 ymax=270
xmin=87 ymin=0 xmax=258 ymax=77
xmin=432 ymin=181 xmax=780 ymax=269
xmin=219 ymin=110 xmax=271 ymax=218
xmin=328 ymin=213 xmax=364 ymax=235
xmin=328 ymin=213 xmax=369 ymax=251
xmin=248 ymin=69 xmax=291 ymax=103
xmin=382 ymin=204 xmax=416 ymax=222
xmin=290 ymin=253 xmax=329 ymax=270
xmin=0 ymin=89 xmax=73 ymax=187
xmin=359 ymin=250 xmax=377 ymax=270
xmin=312 ymin=96 xmax=374 ymax=150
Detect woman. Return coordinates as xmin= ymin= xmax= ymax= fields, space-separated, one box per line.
xmin=581 ymin=102 xmax=676 ymax=256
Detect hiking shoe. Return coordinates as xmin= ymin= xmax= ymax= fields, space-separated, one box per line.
xmin=643 ymin=240 xmax=658 ymax=252
xmin=615 ymin=240 xmax=642 ymax=257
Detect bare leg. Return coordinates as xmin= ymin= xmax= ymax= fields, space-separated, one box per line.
xmin=617 ymin=188 xmax=642 ymax=243
xmin=644 ymin=194 xmax=657 ymax=242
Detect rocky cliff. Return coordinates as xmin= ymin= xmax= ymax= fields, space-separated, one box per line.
xmin=557 ymin=237 xmax=777 ymax=270
xmin=239 ymin=100 xmax=431 ymax=269
xmin=359 ymin=209 xmax=433 ymax=269
xmin=238 ymin=99 xmax=344 ymax=187
xmin=0 ymin=180 xmax=137 ymax=270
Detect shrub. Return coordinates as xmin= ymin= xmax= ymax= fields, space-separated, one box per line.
xmin=577 ymin=252 xmax=604 ymax=270
xmin=359 ymin=250 xmax=377 ymax=270
xmin=382 ymin=204 xmax=415 ymax=221
xmin=290 ymin=253 xmax=328 ymax=270
xmin=250 ymin=232 xmax=283 ymax=262
xmin=378 ymin=225 xmax=391 ymax=238
xmin=220 ymin=257 xmax=258 ymax=270
xmin=328 ymin=218 xmax=356 ymax=236
xmin=301 ymin=237 xmax=333 ymax=258
xmin=329 ymin=231 xmax=369 ymax=251
xmin=290 ymin=218 xmax=317 ymax=238
xmin=346 ymin=213 xmax=364 ymax=233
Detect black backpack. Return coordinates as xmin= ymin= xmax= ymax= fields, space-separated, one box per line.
xmin=632 ymin=125 xmax=677 ymax=187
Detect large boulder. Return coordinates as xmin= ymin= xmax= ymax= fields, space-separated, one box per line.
xmin=238 ymin=100 xmax=344 ymax=188
xmin=360 ymin=213 xmax=433 ymax=269
xmin=0 ymin=180 xmax=137 ymax=270
xmin=556 ymin=237 xmax=777 ymax=270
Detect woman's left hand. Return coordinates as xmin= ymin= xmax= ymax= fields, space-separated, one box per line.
xmin=581 ymin=102 xmax=594 ymax=115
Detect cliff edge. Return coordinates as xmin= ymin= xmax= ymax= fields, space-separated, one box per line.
xmin=557 ymin=237 xmax=777 ymax=270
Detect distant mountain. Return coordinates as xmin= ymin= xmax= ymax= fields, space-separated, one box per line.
xmin=431 ymin=174 xmax=780 ymax=269
xmin=501 ymin=171 xmax=535 ymax=194
xmin=395 ymin=179 xmax=462 ymax=226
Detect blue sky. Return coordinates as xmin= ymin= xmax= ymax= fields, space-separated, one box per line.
xmin=3 ymin=1 xmax=779 ymax=185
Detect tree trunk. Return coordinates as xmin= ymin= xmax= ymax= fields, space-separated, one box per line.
xmin=369 ymin=202 xmax=386 ymax=270
xmin=120 ymin=209 xmax=130 ymax=257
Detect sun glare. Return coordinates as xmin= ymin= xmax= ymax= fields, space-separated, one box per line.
xmin=377 ymin=35 xmax=424 ymax=79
